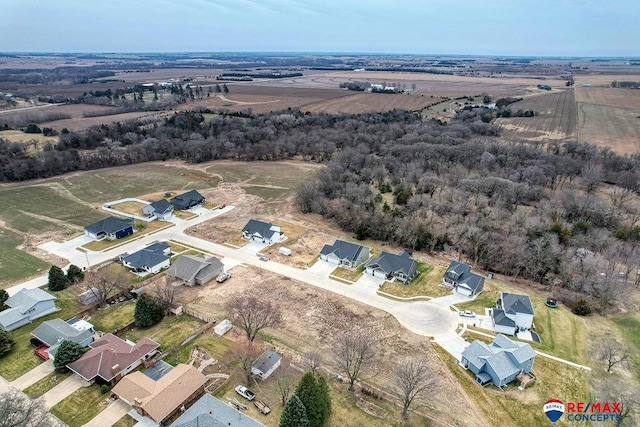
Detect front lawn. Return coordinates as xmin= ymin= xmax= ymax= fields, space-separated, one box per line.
xmin=89 ymin=301 xmax=135 ymax=334
xmin=331 ymin=265 xmax=365 ymax=282
xmin=125 ymin=314 xmax=203 ymax=351
xmin=23 ymin=371 xmax=71 ymax=398
xmin=51 ymin=384 xmax=107 ymax=427
xmin=112 ymin=415 xmax=135 ymax=427
xmin=379 ymin=263 xmax=450 ymax=298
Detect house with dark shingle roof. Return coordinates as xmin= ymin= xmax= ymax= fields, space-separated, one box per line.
xmin=31 ymin=318 xmax=94 ymax=360
xmin=320 ymin=240 xmax=370 ymax=268
xmin=251 ymin=350 xmax=281 ymax=379
xmin=443 ymin=260 xmax=485 ymax=297
xmin=113 ymin=363 xmax=207 ymax=424
xmin=121 ymin=242 xmax=171 ymax=274
xmin=166 ymin=254 xmax=224 ymax=286
xmin=142 ymin=199 xmax=174 ymax=220
xmin=172 ymin=393 xmax=265 ymax=427
xmin=0 ymin=288 xmax=57 ymax=332
xmin=365 ymin=251 xmax=418 ymax=283
xmin=84 ymin=216 xmax=134 ymax=241
xmin=492 ymin=292 xmax=535 ymax=335
xmin=67 ymin=333 xmax=159 ymax=384
xmin=170 ymin=190 xmax=205 ymax=210
xmin=461 ymin=334 xmax=536 ymax=388
xmin=242 ymin=219 xmax=283 ymax=244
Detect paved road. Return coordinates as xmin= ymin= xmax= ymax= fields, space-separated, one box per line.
xmin=0 ymin=102 xmax=65 ymax=115
xmin=11 ymin=359 xmax=54 ymax=391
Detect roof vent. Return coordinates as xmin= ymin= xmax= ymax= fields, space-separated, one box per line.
xmin=112 ymin=364 xmax=119 ymax=372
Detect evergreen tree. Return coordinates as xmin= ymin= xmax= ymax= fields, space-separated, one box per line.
xmin=48 ymin=265 xmax=68 ymax=291
xmin=0 ymin=329 xmax=14 ymax=357
xmin=134 ymin=294 xmax=164 ymax=327
xmin=317 ymin=375 xmax=332 ymax=422
xmin=53 ymin=340 xmax=85 ymax=372
xmin=215 ymin=84 xmax=222 ymax=93
xmin=223 ymin=84 xmax=229 ymax=94
xmin=279 ymin=395 xmax=309 ymax=427
xmin=295 ymin=372 xmax=324 ymax=427
xmin=0 ymin=289 xmax=8 ymax=306
xmin=66 ymin=264 xmax=85 ymax=284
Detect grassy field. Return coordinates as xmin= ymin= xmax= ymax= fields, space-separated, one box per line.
xmin=109 ymin=200 xmax=147 ymax=216
xmin=331 ymin=264 xmax=365 ymax=282
xmin=88 ymin=301 xmax=135 ymax=334
xmin=0 ymin=129 xmax=58 ymax=146
xmin=23 ymin=371 xmax=71 ymax=398
xmin=433 ymin=344 xmax=588 ymax=427
xmin=0 ymin=228 xmax=50 ymax=288
xmin=125 ymin=314 xmax=203 ymax=351
xmin=0 ymin=284 xmax=84 ymax=380
xmin=51 ymin=383 xmax=107 ymax=427
xmin=379 ymin=263 xmax=451 ymax=298
xmin=496 ymin=89 xmax=577 ymax=144
xmin=611 ymin=315 xmax=640 ymax=371
xmin=576 ymin=102 xmax=640 ymax=155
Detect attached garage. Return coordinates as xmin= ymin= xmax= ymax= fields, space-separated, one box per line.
xmin=456 ymin=284 xmax=474 ymax=296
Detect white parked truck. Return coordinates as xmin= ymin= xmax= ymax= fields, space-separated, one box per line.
xmin=235 ymin=385 xmax=256 ymax=401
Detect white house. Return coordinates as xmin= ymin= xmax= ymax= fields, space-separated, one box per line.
xmin=491 ymin=292 xmax=535 ymax=335
xmin=251 ymin=350 xmax=281 ymax=379
xmin=242 ymin=220 xmax=283 ymax=244
xmin=121 ymin=242 xmax=171 ymax=274
xmin=320 ymin=240 xmax=370 ymax=268
xmin=142 ymin=199 xmax=174 ymax=220
xmin=0 ymin=288 xmax=57 ymax=332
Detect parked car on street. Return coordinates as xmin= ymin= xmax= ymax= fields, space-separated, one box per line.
xmin=259 ymin=256 xmax=269 ymax=262
xmin=235 ymin=385 xmax=256 ymax=401
xmin=459 ymin=310 xmax=476 ymax=317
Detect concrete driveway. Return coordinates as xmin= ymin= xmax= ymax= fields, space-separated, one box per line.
xmin=352 ymin=274 xmax=385 ymax=292
xmin=11 ymin=360 xmax=54 ymax=391
xmin=307 ymin=259 xmax=336 ymax=276
xmin=433 ymin=334 xmax=469 ymax=362
xmin=237 ymin=240 xmax=269 ymax=255
xmin=83 ymin=399 xmax=129 ymax=427
xmin=41 ymin=375 xmax=91 ymax=409
xmin=430 ymin=290 xmax=475 ymax=307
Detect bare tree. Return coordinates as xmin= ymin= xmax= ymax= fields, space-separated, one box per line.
xmin=225 ymin=292 xmax=282 ymax=343
xmin=333 ymin=329 xmax=377 ymax=391
xmin=84 ymin=268 xmax=128 ymax=308
xmin=0 ymin=389 xmax=51 ymax=427
xmin=597 ymin=339 xmax=631 ymax=373
xmin=276 ymin=362 xmax=295 ymax=406
xmin=228 ymin=341 xmax=261 ymax=385
xmin=600 ymin=379 xmax=640 ymax=427
xmin=304 ymin=351 xmax=322 ymax=376
xmin=149 ymin=276 xmax=177 ymax=314
xmin=394 ymin=357 xmax=436 ymax=419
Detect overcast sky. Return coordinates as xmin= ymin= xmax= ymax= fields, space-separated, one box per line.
xmin=1 ymin=0 xmax=638 ymax=56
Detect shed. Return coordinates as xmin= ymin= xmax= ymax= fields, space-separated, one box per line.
xmin=279 ymin=247 xmax=292 ymax=256
xmin=251 ymin=350 xmax=281 ymax=379
xmin=214 ymin=319 xmax=232 ymax=336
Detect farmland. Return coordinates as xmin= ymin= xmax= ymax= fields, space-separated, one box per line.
xmin=496 ymin=89 xmax=577 ymax=143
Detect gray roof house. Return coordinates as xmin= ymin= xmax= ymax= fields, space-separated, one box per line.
xmin=31 ymin=318 xmax=95 ymax=360
xmin=251 ymin=350 xmax=282 ymax=379
xmin=365 ymin=251 xmax=418 ymax=283
xmin=242 ymin=219 xmax=283 ymax=244
xmin=166 ymin=254 xmax=224 ymax=286
xmin=170 ymin=190 xmax=205 ymax=210
xmin=84 ymin=216 xmax=134 ymax=241
xmin=142 ymin=199 xmax=174 ymax=220
xmin=461 ymin=334 xmax=536 ymax=388
xmin=0 ymin=288 xmax=57 ymax=332
xmin=443 ymin=261 xmax=485 ymax=297
xmin=320 ymin=240 xmax=370 ymax=268
xmin=121 ymin=242 xmax=171 ymax=274
xmin=172 ymin=393 xmax=265 ymax=427
xmin=492 ymin=292 xmax=535 ymax=335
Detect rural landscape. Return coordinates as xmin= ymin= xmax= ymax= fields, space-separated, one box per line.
xmin=1 ymin=48 xmax=640 ymax=427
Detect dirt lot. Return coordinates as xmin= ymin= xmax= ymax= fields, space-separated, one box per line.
xmin=174 ymin=266 xmax=487 ymax=427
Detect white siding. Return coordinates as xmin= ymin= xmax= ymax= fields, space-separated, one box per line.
xmin=149 ymin=258 xmax=171 ymax=274
xmin=493 ymin=324 xmax=515 ymax=335
xmin=457 ymin=286 xmax=473 ymax=296
xmin=514 ymin=313 xmax=534 ymax=330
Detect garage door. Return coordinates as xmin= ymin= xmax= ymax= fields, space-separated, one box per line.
xmin=373 ymin=269 xmax=387 ymax=279
xmin=457 ymin=286 xmax=473 ymax=296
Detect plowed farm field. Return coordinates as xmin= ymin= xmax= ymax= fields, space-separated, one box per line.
xmin=496 ymin=89 xmax=577 ymax=143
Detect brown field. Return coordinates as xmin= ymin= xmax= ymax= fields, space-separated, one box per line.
xmin=575 ymin=86 xmax=640 ymax=109
xmin=496 ymin=89 xmax=577 ymax=143
xmin=302 ymin=92 xmax=441 ymax=113
xmin=573 ymin=74 xmax=640 ymax=87
xmin=577 ymin=103 xmax=640 ymax=154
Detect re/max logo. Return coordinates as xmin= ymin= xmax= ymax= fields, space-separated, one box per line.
xmin=566 ymin=402 xmax=621 ymax=413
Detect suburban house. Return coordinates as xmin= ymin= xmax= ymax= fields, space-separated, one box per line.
xmin=166 ymin=254 xmax=224 ymax=286
xmin=31 ymin=318 xmax=94 ymax=360
xmin=0 ymin=288 xmax=57 ymax=332
xmin=365 ymin=251 xmax=418 ymax=283
xmin=142 ymin=199 xmax=174 ymax=220
xmin=172 ymin=393 xmax=265 ymax=427
xmin=251 ymin=350 xmax=281 ymax=380
xmin=492 ymin=292 xmax=535 ymax=335
xmin=461 ymin=334 xmax=536 ymax=388
xmin=112 ymin=363 xmax=207 ymax=424
xmin=443 ymin=261 xmax=485 ymax=297
xmin=242 ymin=219 xmax=284 ymax=244
xmin=320 ymin=240 xmax=370 ymax=268
xmin=84 ymin=216 xmax=134 ymax=241
xmin=67 ymin=333 xmax=159 ymax=384
xmin=170 ymin=190 xmax=205 ymax=210
xmin=121 ymin=242 xmax=171 ymax=274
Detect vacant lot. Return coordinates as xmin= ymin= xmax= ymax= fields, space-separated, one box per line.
xmin=0 ymin=228 xmax=50 ymax=287
xmin=496 ymin=89 xmax=577 ymax=143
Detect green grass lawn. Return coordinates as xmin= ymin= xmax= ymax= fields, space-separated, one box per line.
xmin=0 ymin=285 xmax=84 ymax=381
xmin=0 ymin=228 xmax=50 ymax=288
xmin=611 ymin=315 xmax=640 ymax=372
xmin=112 ymin=415 xmax=135 ymax=427
xmin=331 ymin=265 xmax=365 ymax=282
xmin=433 ymin=344 xmax=589 ymax=427
xmin=379 ymin=263 xmax=450 ymax=298
xmin=23 ymin=371 xmax=71 ymax=398
xmin=125 ymin=314 xmax=203 ymax=351
xmin=89 ymin=301 xmax=135 ymax=334
xmin=163 ymin=333 xmax=237 ymax=366
xmin=50 ymin=384 xmax=108 ymax=427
